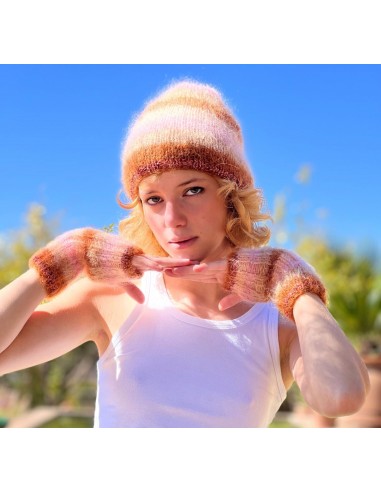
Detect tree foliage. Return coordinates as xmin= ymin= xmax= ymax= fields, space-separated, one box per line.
xmin=297 ymin=237 xmax=381 ymax=340
xmin=270 ymin=165 xmax=381 ymax=349
xmin=0 ymin=204 xmax=57 ymax=287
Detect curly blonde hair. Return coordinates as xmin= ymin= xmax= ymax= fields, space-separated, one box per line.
xmin=118 ymin=177 xmax=271 ymax=256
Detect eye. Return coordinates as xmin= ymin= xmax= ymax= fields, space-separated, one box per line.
xmin=146 ymin=196 xmax=162 ymax=205
xmin=184 ymin=186 xmax=204 ymax=196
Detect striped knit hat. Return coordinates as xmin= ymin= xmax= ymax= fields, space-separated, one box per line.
xmin=121 ymin=80 xmax=254 ymax=199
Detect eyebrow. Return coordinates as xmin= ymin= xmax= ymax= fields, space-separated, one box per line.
xmin=140 ymin=178 xmax=208 ymax=196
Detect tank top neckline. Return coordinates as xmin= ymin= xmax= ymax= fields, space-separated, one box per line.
xmin=150 ymin=271 xmax=267 ymax=330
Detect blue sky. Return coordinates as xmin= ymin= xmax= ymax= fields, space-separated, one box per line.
xmin=0 ymin=64 xmax=380 ymax=253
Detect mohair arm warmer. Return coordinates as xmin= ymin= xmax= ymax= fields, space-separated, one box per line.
xmin=223 ymin=247 xmax=328 ymax=320
xmin=29 ymin=228 xmax=144 ymax=298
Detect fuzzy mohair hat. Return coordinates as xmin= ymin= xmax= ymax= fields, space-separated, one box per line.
xmin=121 ymin=79 xmax=254 ymax=200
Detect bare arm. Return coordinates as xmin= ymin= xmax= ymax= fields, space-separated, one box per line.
xmin=0 ymin=269 xmax=45 ymax=354
xmin=0 ymin=270 xmax=102 ymax=376
xmin=289 ymin=293 xmax=370 ymax=417
xmin=0 ymin=235 xmax=195 ymax=377
xmin=167 ymin=251 xmax=370 ymax=418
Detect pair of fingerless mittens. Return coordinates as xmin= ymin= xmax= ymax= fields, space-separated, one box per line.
xmin=29 ymin=228 xmax=144 ymax=298
xmin=223 ymin=248 xmax=327 ymax=320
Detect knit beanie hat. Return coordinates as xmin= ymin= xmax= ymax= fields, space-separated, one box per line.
xmin=121 ymin=80 xmax=254 ymax=200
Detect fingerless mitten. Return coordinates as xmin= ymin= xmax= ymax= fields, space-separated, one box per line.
xmin=223 ymin=248 xmax=327 ymax=320
xmin=29 ymin=228 xmax=143 ymax=298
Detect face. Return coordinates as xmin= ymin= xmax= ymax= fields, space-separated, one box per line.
xmin=139 ymin=170 xmax=232 ymax=262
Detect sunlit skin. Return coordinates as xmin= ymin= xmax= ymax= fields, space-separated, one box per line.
xmin=139 ymin=170 xmax=233 ymax=263
xmin=136 ymin=169 xmax=370 ymax=414
xmin=138 ymin=170 xmax=245 ymax=316
xmin=0 ymin=172 xmax=370 ymax=418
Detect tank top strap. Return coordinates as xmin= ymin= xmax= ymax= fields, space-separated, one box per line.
xmin=265 ymin=302 xmax=287 ymax=402
xmin=142 ymin=270 xmax=172 ymax=309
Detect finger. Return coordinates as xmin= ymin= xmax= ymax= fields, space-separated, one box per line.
xmin=134 ymin=256 xmax=198 ymax=272
xmin=167 ymin=265 xmax=201 ymax=275
xmin=156 ymin=258 xmax=198 ymax=267
xmin=122 ymin=283 xmax=145 ymax=304
xmin=192 ymin=263 xmax=208 ymax=272
xmin=218 ymin=293 xmax=242 ymax=311
xmin=166 ymin=268 xmax=216 ymax=279
xmin=170 ymin=261 xmax=222 ymax=274
xmin=165 ymin=272 xmax=219 ymax=283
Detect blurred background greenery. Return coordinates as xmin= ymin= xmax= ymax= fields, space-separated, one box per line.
xmin=0 ymin=164 xmax=380 ymax=428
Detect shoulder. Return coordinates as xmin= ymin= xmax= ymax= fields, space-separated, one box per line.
xmin=80 ymin=277 xmax=142 ymax=352
xmin=40 ymin=275 xmax=133 ymax=313
xmin=38 ymin=276 xmax=140 ymax=354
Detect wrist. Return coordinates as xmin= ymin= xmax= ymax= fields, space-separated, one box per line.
xmin=84 ymin=229 xmax=144 ymax=281
xmin=25 ymin=268 xmax=48 ymax=300
xmin=223 ymin=248 xmax=273 ymax=303
xmin=29 ymin=228 xmax=88 ymax=298
xmin=273 ymin=268 xmax=328 ymax=321
xmin=223 ymin=247 xmax=328 ymax=321
xmin=292 ymin=292 xmax=327 ymax=318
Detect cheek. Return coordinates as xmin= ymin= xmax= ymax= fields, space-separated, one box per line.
xmin=142 ymin=207 xmax=160 ymax=234
xmin=216 ymin=206 xmax=229 ymax=234
xmin=217 ymin=211 xmax=228 ymax=234
xmin=199 ymin=200 xmax=228 ymax=232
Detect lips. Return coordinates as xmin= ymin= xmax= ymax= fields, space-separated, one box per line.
xmin=168 ymin=237 xmax=198 ymax=248
xmin=169 ymin=237 xmax=196 ymax=244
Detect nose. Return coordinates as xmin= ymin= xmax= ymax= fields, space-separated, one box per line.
xmin=164 ymin=201 xmax=186 ymax=228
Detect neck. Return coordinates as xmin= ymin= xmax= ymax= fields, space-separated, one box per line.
xmin=164 ymin=274 xmax=225 ymax=306
xmin=163 ymin=272 xmax=253 ymax=320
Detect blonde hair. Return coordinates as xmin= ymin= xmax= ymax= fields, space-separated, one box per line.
xmin=118 ymin=177 xmax=271 ymax=256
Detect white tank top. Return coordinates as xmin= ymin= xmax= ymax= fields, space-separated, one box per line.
xmin=94 ymin=271 xmax=287 ymax=427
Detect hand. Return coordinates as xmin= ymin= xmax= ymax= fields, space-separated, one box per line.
xmin=123 ymin=254 xmax=199 ymax=304
xmin=29 ymin=227 xmax=197 ymax=299
xmin=164 ymin=260 xmax=244 ymax=311
xmin=132 ymin=254 xmax=199 ymax=276
xmin=223 ymin=247 xmax=328 ymax=320
xmin=165 ymin=247 xmax=328 ymax=320
xmin=85 ymin=232 xmax=197 ymax=285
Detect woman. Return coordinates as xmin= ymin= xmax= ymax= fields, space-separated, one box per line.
xmin=0 ymin=80 xmax=370 ymax=427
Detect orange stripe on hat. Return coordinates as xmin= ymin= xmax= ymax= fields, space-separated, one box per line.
xmin=121 ymin=80 xmax=254 ymax=200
